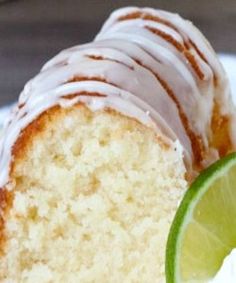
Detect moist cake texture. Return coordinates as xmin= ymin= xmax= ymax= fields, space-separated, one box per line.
xmin=0 ymin=106 xmax=186 ymax=282
xmin=0 ymin=6 xmax=235 ymax=282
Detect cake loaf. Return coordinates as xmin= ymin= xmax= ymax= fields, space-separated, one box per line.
xmin=0 ymin=7 xmax=235 ymax=282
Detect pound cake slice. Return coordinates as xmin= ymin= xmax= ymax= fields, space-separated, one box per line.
xmin=0 ymin=7 xmax=235 ymax=283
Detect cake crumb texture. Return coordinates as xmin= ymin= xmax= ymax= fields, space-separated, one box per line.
xmin=0 ymin=105 xmax=186 ymax=282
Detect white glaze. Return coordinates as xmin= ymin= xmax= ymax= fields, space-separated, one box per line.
xmin=0 ymin=6 xmax=235 ymax=188
xmin=97 ymin=6 xmax=236 ymax=146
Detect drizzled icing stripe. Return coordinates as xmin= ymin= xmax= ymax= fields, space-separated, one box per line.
xmin=98 ymin=18 xmax=209 ymax=81
xmin=95 ymin=33 xmax=213 ymax=140
xmin=0 ymin=6 xmax=235 ymax=189
xmin=99 ymin=7 xmax=232 ymax=106
xmin=96 ymin=7 xmax=236 ymax=154
xmin=113 ymin=9 xmax=214 ymax=77
xmin=99 ymin=7 xmax=215 ymax=71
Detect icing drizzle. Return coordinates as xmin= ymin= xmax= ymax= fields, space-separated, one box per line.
xmin=0 ymin=7 xmax=235 ymax=187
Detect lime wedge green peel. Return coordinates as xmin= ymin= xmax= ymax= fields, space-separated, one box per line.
xmin=166 ymin=152 xmax=236 ymax=283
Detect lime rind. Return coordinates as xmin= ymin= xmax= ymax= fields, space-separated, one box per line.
xmin=166 ymin=152 xmax=236 ymax=283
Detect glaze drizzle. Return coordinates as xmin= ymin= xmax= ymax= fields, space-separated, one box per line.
xmin=0 ymin=7 xmax=235 ymax=187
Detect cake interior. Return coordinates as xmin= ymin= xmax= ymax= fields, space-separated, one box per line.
xmin=0 ymin=104 xmax=186 ymax=282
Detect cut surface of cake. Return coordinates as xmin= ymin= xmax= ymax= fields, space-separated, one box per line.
xmin=0 ymin=105 xmax=186 ymax=282
xmin=0 ymin=6 xmax=235 ymax=283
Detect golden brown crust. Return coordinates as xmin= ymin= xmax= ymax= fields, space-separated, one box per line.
xmin=118 ymin=11 xmax=179 ymax=32
xmin=68 ymin=76 xmax=113 ymax=85
xmin=153 ymin=72 xmax=205 ymax=165
xmin=211 ymin=101 xmax=232 ymax=157
xmin=86 ymin=55 xmax=133 ymax=70
xmin=61 ymin=92 xmax=106 ymax=100
xmin=11 ymin=106 xmax=56 ymax=164
xmin=0 ymin=189 xmax=13 ymax=256
xmin=68 ymin=76 xmax=119 ymax=88
xmin=68 ymin=76 xmax=108 ymax=83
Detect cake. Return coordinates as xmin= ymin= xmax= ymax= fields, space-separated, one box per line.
xmin=0 ymin=7 xmax=235 ymax=282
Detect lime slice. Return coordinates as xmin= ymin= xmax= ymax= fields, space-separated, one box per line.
xmin=166 ymin=152 xmax=236 ymax=282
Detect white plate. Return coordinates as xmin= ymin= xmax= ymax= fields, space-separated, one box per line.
xmin=0 ymin=54 xmax=235 ymax=127
xmin=219 ymin=54 xmax=236 ymax=103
